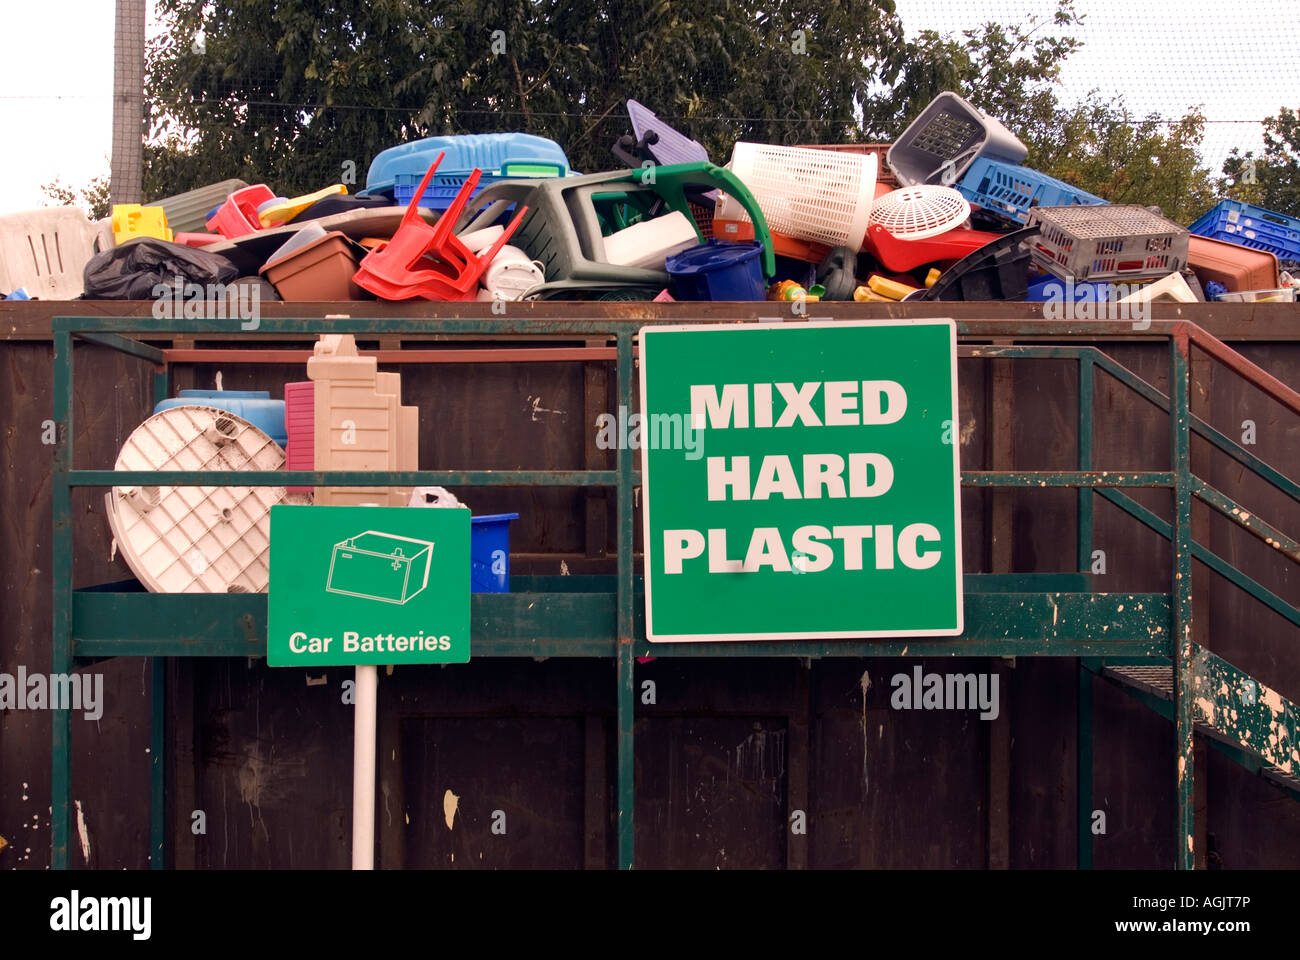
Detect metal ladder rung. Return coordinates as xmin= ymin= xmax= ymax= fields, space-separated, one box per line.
xmin=1105 ymin=664 xmax=1174 ymax=699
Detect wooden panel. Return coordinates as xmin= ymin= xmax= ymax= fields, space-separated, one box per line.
xmin=808 ymin=660 xmax=987 ymax=868
xmin=635 ymin=716 xmax=789 ymax=869
xmin=400 ymin=717 xmax=587 ymax=868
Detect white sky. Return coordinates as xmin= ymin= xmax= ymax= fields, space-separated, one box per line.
xmin=0 ymin=0 xmax=1296 ymax=216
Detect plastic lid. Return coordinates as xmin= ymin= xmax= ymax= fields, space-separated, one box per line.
xmin=178 ymin=390 xmax=272 ymax=399
xmin=263 ymin=221 xmax=330 ymax=267
xmin=870 ymin=186 xmax=971 ymax=239
xmin=472 ymin=513 xmax=520 ymax=523
xmin=665 ymin=241 xmax=762 ymax=276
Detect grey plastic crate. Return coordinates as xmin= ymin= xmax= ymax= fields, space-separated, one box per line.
xmin=887 ymin=91 xmax=1027 ymax=187
xmin=1025 ymin=204 xmax=1190 ymax=282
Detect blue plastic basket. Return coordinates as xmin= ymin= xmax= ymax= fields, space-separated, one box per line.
xmin=393 ymin=161 xmax=568 ymax=212
xmin=471 ymin=513 xmax=519 ymax=593
xmin=1188 ymin=200 xmax=1300 ymax=261
xmin=958 ymin=157 xmax=1106 ymax=224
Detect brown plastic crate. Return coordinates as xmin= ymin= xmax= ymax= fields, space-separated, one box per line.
xmin=1188 ymin=234 xmax=1279 ymax=292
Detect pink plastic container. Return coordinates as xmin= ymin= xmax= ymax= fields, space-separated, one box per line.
xmin=206 ymin=185 xmax=277 ymax=239
xmin=283 ymin=381 xmax=315 ymax=493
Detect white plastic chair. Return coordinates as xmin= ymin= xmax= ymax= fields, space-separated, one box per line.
xmin=0 ymin=207 xmax=109 ymax=299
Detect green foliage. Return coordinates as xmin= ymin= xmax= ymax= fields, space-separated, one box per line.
xmin=864 ymin=0 xmax=1083 ymax=144
xmin=141 ymin=0 xmax=1222 ymax=228
xmin=144 ymin=0 xmax=904 ymax=197
xmin=1027 ymin=96 xmax=1217 ymax=225
xmin=1220 ymin=107 xmax=1300 ymax=219
xmin=41 ymin=172 xmax=111 ymax=220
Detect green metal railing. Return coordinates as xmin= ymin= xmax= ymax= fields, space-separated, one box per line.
xmin=49 ymin=315 xmax=1300 ymax=872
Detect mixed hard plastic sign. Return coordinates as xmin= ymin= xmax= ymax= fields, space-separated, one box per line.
xmin=639 ymin=320 xmax=963 ymax=642
xmin=268 ymin=504 xmax=471 ymax=666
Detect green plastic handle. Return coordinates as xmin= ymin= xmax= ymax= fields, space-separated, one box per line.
xmin=498 ymin=161 xmax=567 ymax=178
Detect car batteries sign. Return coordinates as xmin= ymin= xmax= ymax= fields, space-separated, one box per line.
xmin=639 ymin=320 xmax=962 ymax=642
xmin=268 ymin=505 xmax=470 ymax=665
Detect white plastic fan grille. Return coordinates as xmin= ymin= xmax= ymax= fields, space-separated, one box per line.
xmin=868 ymin=186 xmax=971 ymax=240
xmin=716 ymin=143 xmax=877 ymax=248
xmin=105 ymin=405 xmax=287 ymax=593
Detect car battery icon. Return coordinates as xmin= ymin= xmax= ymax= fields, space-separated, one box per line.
xmin=326 ymin=530 xmax=434 ymax=604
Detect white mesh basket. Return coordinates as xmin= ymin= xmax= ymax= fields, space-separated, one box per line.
xmin=868 ymin=186 xmax=971 ymax=240
xmin=715 ymin=143 xmax=877 ymax=249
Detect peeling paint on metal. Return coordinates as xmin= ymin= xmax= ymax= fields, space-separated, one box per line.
xmin=443 ymin=789 xmax=459 ymax=830
xmin=74 ymin=799 xmax=90 ymax=863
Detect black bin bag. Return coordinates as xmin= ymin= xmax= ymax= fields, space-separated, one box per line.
xmin=83 ymin=237 xmax=240 ymax=300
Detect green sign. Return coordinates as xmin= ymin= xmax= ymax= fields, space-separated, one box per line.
xmin=268 ymin=505 xmax=471 ymax=666
xmin=639 ymin=320 xmax=962 ymax=642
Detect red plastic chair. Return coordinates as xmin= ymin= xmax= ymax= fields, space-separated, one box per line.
xmin=354 ymin=153 xmax=528 ymax=301
xmin=206 ymin=185 xmax=277 ymax=239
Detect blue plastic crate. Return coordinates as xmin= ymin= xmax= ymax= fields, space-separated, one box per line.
xmin=957 ymin=157 xmax=1106 ymax=225
xmin=1188 ymin=200 xmax=1300 ymax=261
xmin=393 ymin=162 xmax=569 ymax=212
xmin=471 ymin=513 xmax=519 ymax=593
xmin=366 ymin=132 xmax=571 ymax=195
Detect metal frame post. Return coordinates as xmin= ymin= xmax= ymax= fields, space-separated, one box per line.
xmin=615 ymin=329 xmax=636 ymax=869
xmin=51 ymin=330 xmax=74 ymax=869
xmin=1171 ymin=329 xmax=1195 ymax=869
xmin=1076 ymin=354 xmax=1095 ymax=869
xmin=150 ymin=366 xmax=169 ymax=868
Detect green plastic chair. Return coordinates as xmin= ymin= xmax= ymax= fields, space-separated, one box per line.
xmin=454 ymin=163 xmax=776 ymax=289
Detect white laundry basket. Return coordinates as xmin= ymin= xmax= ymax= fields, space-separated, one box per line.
xmin=717 ymin=143 xmax=877 ymax=249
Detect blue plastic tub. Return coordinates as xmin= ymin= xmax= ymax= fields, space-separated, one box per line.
xmin=958 ymin=157 xmax=1106 ymax=224
xmin=1024 ymin=275 xmax=1116 ymax=303
xmin=364 ymin=133 xmax=572 ymax=197
xmin=471 ymin=513 xmax=519 ymax=593
xmin=154 ymin=390 xmax=287 ymax=447
xmin=1188 ymin=200 xmax=1300 ymax=261
xmin=666 ymin=242 xmax=766 ymax=301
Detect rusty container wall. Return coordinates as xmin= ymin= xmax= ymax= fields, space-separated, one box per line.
xmin=3 ymin=302 xmax=1300 ymax=869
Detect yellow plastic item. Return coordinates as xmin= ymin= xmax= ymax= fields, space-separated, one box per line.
xmin=768 ymin=279 xmax=801 ymax=300
xmin=768 ymin=279 xmax=818 ymax=301
xmin=867 ymin=274 xmax=920 ymax=301
xmin=925 ymin=267 xmax=942 ymax=288
xmin=853 ymin=285 xmax=892 ymax=302
xmin=112 ymin=204 xmax=173 ymax=244
xmin=258 ymin=184 xmax=349 ymax=227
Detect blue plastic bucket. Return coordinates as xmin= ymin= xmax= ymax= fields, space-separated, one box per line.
xmin=471 ymin=513 xmax=519 ymax=593
xmin=666 ymin=241 xmax=766 ymax=301
xmin=153 ymin=390 xmax=287 ymax=448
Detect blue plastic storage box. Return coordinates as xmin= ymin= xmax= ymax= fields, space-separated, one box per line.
xmin=471 ymin=513 xmax=519 ymax=593
xmin=1188 ymin=200 xmax=1300 ymax=262
xmin=393 ymin=160 xmax=570 ymax=212
xmin=1024 ymin=275 xmax=1117 ymax=303
xmin=666 ymin=242 xmax=766 ymax=301
xmin=153 ymin=390 xmax=287 ymax=448
xmin=958 ymin=157 xmax=1106 ymax=225
xmin=363 ymin=133 xmax=572 ymax=199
